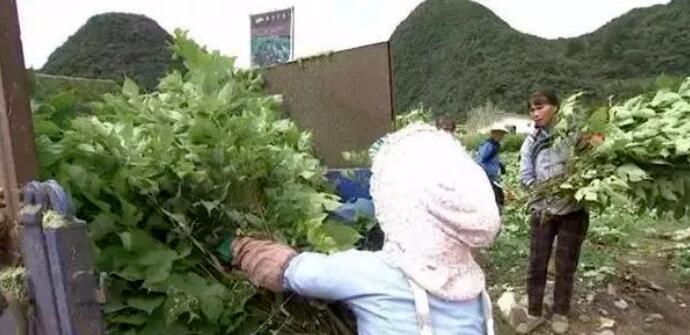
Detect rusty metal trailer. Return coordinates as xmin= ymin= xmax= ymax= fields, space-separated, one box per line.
xmin=1 ymin=1 xmax=103 ymax=334
xmin=0 ymin=1 xmax=394 ymax=333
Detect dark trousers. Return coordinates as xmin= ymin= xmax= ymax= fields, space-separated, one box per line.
xmin=527 ymin=209 xmax=589 ymax=316
xmin=492 ymin=183 xmax=505 ymax=207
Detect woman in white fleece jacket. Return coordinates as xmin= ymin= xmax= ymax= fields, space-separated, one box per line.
xmin=232 ymin=123 xmax=501 ymax=335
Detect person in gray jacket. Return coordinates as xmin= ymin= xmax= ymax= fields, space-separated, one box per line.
xmin=516 ymin=90 xmax=589 ymax=334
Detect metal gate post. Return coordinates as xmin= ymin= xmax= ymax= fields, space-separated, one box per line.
xmin=20 ymin=181 xmax=103 ymax=335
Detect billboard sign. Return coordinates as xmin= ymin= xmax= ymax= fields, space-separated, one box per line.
xmin=250 ymin=8 xmax=294 ymax=67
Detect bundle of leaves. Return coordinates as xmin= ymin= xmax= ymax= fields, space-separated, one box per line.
xmin=35 ymin=31 xmax=358 ymax=334
xmin=541 ymin=77 xmax=690 ymax=217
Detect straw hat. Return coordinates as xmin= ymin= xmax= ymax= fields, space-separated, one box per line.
xmin=370 ymin=123 xmax=501 ymax=300
xmin=488 ymin=122 xmax=510 ymax=134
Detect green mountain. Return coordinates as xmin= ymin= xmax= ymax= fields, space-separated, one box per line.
xmin=391 ymin=0 xmax=690 ymax=118
xmin=41 ymin=13 xmax=173 ymax=91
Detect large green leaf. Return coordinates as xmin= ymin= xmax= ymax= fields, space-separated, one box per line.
xmin=122 ymin=77 xmax=140 ymax=98
xmin=322 ymin=220 xmax=361 ymax=250
xmin=616 ymin=164 xmax=648 ymax=182
xmin=139 ymin=249 xmax=179 ymax=285
xmin=676 ymin=138 xmax=690 ymax=154
xmin=127 ymin=295 xmax=165 ymax=315
xmin=588 ymin=107 xmax=609 ymax=132
xmin=109 ymin=312 xmax=148 ymax=326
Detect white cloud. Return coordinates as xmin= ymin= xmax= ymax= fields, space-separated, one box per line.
xmin=16 ymin=0 xmax=669 ymax=68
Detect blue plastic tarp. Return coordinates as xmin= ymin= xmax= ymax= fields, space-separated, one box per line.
xmin=329 ymin=198 xmax=375 ymax=224
xmin=324 ymin=168 xmax=372 ymax=202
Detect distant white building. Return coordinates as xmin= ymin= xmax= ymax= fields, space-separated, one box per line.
xmin=477 ymin=114 xmax=533 ymax=135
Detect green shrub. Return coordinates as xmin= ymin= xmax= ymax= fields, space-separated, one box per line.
xmin=502 ymin=134 xmax=526 ymax=152
xmin=31 ymin=72 xmax=118 ymax=104
xmin=460 ymin=133 xmax=487 ymax=152
xmin=460 ymin=133 xmax=525 ymax=153
xmin=672 ymin=248 xmax=690 ymax=280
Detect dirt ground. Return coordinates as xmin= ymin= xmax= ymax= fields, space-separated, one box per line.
xmin=491 ymin=232 xmax=690 ymax=335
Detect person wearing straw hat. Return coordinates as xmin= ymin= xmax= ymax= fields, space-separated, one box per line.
xmin=475 ymin=124 xmax=509 ymax=210
xmin=232 ymin=123 xmax=501 ymax=335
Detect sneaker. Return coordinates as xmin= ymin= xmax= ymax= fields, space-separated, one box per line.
xmin=551 ymin=314 xmax=569 ymax=334
xmin=515 ymin=314 xmax=545 ymax=334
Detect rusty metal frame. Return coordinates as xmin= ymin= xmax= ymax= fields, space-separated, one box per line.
xmin=0 ymin=0 xmax=39 ymax=265
xmin=262 ymin=42 xmax=394 ymax=167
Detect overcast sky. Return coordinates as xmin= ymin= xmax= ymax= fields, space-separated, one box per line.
xmin=17 ymin=0 xmax=670 ymax=69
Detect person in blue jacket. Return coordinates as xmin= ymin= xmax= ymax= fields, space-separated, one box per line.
xmin=475 ymin=125 xmax=508 ymax=209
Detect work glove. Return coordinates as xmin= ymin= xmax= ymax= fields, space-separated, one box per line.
xmin=231 ymin=237 xmax=297 ymax=292
xmin=576 ymin=132 xmax=605 ymax=152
